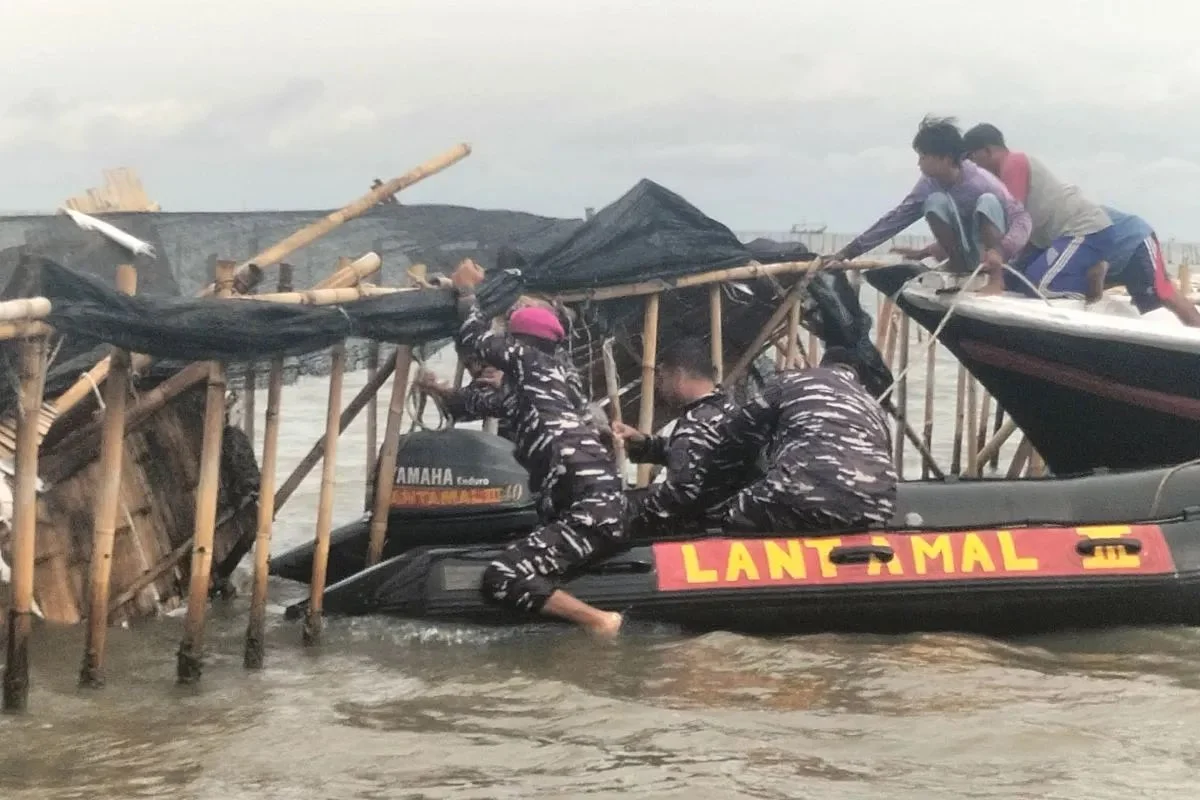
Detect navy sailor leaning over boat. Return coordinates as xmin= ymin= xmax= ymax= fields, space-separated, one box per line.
xmin=450 ymin=259 xmax=628 ymax=640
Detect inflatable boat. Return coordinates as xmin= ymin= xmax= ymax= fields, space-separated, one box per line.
xmin=275 ymin=429 xmax=1200 ymax=636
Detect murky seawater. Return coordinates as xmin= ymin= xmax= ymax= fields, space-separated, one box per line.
xmin=4 ymin=340 xmax=1200 ymax=799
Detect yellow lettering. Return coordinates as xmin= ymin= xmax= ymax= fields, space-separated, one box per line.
xmin=1077 ymin=525 xmax=1141 ymax=569
xmin=803 ymin=538 xmax=840 ymax=578
xmin=912 ymin=535 xmax=954 ymax=575
xmin=681 ymin=544 xmax=719 ymax=583
xmin=867 ymin=536 xmax=903 ymax=576
xmin=997 ymin=531 xmax=1039 ymax=571
xmin=960 ymin=533 xmax=997 ymax=573
xmin=764 ymin=540 xmax=807 ymax=580
xmin=725 ymin=542 xmax=761 ymax=582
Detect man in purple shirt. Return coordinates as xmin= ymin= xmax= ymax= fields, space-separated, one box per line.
xmin=833 ymin=116 xmax=1032 ymax=295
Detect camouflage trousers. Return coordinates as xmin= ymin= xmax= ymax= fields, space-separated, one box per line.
xmin=723 ymin=467 xmax=896 ymax=534
xmin=482 ymin=484 xmax=628 ymax=613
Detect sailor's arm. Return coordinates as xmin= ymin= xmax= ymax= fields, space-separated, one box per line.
xmin=835 ymin=182 xmax=928 ymax=261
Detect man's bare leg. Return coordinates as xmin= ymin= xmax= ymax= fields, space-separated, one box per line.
xmin=975 ymin=217 xmax=1007 ymax=295
xmin=924 ymin=213 xmax=968 ymax=272
xmin=1164 ymin=292 xmax=1200 ymax=327
xmin=542 ymin=589 xmax=623 ymax=640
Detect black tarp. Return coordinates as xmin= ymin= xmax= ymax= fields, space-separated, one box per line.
xmin=521 ymin=179 xmax=755 ymax=292
xmin=34 ymin=258 xmax=522 ymax=363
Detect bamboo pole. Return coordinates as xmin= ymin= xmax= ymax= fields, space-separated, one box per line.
xmin=365 ymin=346 xmax=414 ymax=566
xmin=2 ymin=334 xmax=47 ymax=714
xmin=303 ymin=340 xmax=346 ymax=646
xmin=709 ymin=285 xmax=724 ymax=384
xmin=989 ymin=406 xmax=1005 ymax=471
xmin=365 ymin=342 xmax=381 ymax=511
xmin=1008 ymin=436 xmax=1034 ymax=478
xmin=79 ymin=265 xmax=137 ymax=689
xmin=226 ymin=284 xmax=403 ymax=305
xmin=975 ymin=417 xmax=1018 ymax=468
xmin=243 ymin=265 xmax=293 ymax=670
xmin=975 ymin=391 xmax=992 ymax=469
xmin=785 ymin=301 xmax=800 ymax=368
xmin=273 ymin=348 xmax=401 ymax=516
xmin=176 ymin=261 xmax=234 ymax=685
xmin=965 ymin=376 xmax=980 ymax=477
xmin=950 ymin=364 xmax=967 ymax=475
xmin=893 ymin=314 xmax=909 ymax=478
xmin=601 ymin=339 xmax=627 ymax=476
xmin=0 ymin=321 xmax=53 ymax=342
xmin=0 ymin=297 xmax=51 ymax=322
xmin=552 ymin=258 xmax=891 ymax=304
xmin=725 ymin=292 xmax=799 ymax=386
xmin=242 ymin=362 xmax=256 ymax=444
xmin=807 ymin=330 xmax=820 ymax=367
xmin=211 ymin=144 xmax=471 ymax=294
xmin=637 ymin=294 xmax=661 ymax=488
xmin=921 ymin=337 xmax=936 ymax=479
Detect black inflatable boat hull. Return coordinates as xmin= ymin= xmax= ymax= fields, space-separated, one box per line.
xmin=286 ymin=518 xmax=1200 ymax=635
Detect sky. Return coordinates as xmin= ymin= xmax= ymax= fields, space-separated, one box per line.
xmin=7 ymin=0 xmax=1200 ymax=240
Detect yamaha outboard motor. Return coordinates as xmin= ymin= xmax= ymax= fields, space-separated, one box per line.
xmin=269 ymin=429 xmax=538 ymax=584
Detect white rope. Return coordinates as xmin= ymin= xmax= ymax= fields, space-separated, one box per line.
xmin=81 ymin=370 xmax=106 ymax=410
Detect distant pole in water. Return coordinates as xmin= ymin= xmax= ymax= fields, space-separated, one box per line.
xmin=80 ymin=264 xmax=137 ymax=689
xmin=303 ymin=336 xmax=347 ymax=646
xmin=2 ymin=329 xmax=47 ymax=713
xmin=244 ymin=264 xmax=293 ymax=670
xmin=176 ymin=261 xmax=234 ymax=685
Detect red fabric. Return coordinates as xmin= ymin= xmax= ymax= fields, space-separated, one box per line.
xmin=999 ymin=151 xmax=1031 ymax=204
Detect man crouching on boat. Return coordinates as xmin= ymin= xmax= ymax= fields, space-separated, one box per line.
xmin=709 ymin=347 xmax=898 ymax=534
xmin=1093 ymin=206 xmax=1200 ymax=327
xmin=832 ymin=115 xmax=1032 ymax=296
xmin=611 ymin=338 xmax=758 ymax=536
xmin=451 ymin=260 xmax=628 ymax=640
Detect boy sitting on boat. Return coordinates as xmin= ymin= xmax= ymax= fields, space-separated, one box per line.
xmin=611 ymin=338 xmax=757 ymax=536
xmin=832 ymin=115 xmax=1031 ymax=296
xmin=451 ymin=260 xmax=627 ymax=640
xmin=962 ymin=123 xmax=1115 ymax=302
xmin=706 ymin=347 xmax=898 ymax=534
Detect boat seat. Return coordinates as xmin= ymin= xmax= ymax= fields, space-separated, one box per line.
xmin=889 ymin=465 xmax=1200 ymax=530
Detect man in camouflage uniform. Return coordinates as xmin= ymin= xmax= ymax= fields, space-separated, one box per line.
xmin=712 ymin=346 xmax=898 ymax=533
xmin=612 ymin=338 xmax=758 ymax=536
xmin=453 ymin=261 xmax=627 ymax=639
xmin=417 ymin=356 xmax=517 ymax=441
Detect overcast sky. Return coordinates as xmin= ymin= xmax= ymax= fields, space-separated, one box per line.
xmin=6 ymin=0 xmax=1200 ymax=240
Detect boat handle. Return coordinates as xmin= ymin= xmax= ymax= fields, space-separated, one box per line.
xmin=585 ymin=559 xmax=654 ymax=575
xmin=829 ymin=545 xmax=895 ymax=565
xmin=1075 ymin=537 xmax=1142 ymax=556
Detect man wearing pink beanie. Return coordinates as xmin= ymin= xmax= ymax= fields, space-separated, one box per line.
xmin=452 ymin=261 xmax=627 ymax=640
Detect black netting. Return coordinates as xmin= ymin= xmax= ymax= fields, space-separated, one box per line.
xmin=34 ymin=258 xmax=521 ymax=362
xmin=521 ymin=179 xmax=755 ymax=292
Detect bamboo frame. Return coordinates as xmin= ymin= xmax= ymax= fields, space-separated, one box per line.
xmin=176 ymin=261 xmax=234 ymax=685
xmin=601 ymin=339 xmax=627 ymax=476
xmin=243 ymin=265 xmax=293 ymax=670
xmin=709 ymin=285 xmax=724 ymax=383
xmin=552 ymin=257 xmax=890 ymax=304
xmin=273 ymin=348 xmax=401 ymax=515
xmin=79 ymin=264 xmax=137 ymax=689
xmin=893 ymin=314 xmax=909 ymax=478
xmin=365 ymin=342 xmax=381 ymax=511
xmin=2 ymin=333 xmax=48 ymax=713
xmin=921 ymin=336 xmax=936 ymax=479
xmin=366 ymin=346 xmax=414 ymax=566
xmin=212 ymin=144 xmax=471 ymax=293
xmin=302 ymin=340 xmax=346 ymax=645
xmin=637 ymin=293 xmax=661 ymax=488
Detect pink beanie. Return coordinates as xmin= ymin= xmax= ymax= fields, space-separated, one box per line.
xmin=509 ymin=306 xmax=565 ymax=342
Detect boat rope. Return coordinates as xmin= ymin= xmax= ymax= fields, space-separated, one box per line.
xmin=874 ymin=261 xmax=1053 ymax=408
xmin=1149 ymin=457 xmax=1200 ymax=518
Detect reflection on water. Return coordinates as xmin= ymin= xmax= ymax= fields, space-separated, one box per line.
xmin=3 ymin=367 xmax=1200 ymax=799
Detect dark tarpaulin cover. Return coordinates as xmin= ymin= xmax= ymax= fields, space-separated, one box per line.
xmin=521 ymin=179 xmax=753 ymax=292
xmin=36 ymin=259 xmax=522 ymax=363
xmin=802 ymin=270 xmax=895 ymax=409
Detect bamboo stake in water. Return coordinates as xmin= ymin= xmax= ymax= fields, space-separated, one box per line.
xmin=602 ymin=340 xmax=627 ymax=476
xmin=79 ymin=265 xmax=137 ymax=689
xmin=975 ymin=390 xmax=992 ymax=470
xmin=176 ymin=261 xmax=233 ymax=685
xmin=950 ymin=364 xmax=967 ymax=476
xmin=364 ymin=341 xmax=380 ymax=510
xmin=709 ymin=285 xmax=723 ymax=384
xmin=965 ymin=377 xmax=980 ymax=477
xmin=243 ymin=265 xmax=293 ymax=670
xmin=786 ymin=301 xmax=800 ymax=368
xmin=892 ymin=314 xmax=910 ymax=478
xmin=303 ymin=341 xmax=346 ymax=646
xmin=2 ymin=334 xmax=48 ymax=713
xmin=637 ymin=293 xmax=661 ymax=488
xmin=921 ymin=337 xmax=936 ymax=479
xmin=366 ymin=347 xmax=414 ymax=566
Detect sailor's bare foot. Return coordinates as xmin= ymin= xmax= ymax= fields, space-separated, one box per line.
xmin=586 ymin=611 xmax=624 ymax=641
xmin=975 ymin=274 xmax=1006 ymax=296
